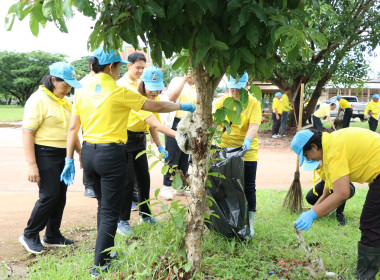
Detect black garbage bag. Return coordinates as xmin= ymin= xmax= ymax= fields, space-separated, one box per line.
xmin=206 ymin=146 xmax=250 ymax=240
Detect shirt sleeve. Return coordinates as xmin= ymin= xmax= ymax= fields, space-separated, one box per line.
xmin=135 ymin=110 xmax=154 ymax=122
xmin=124 ymin=88 xmax=147 ymax=112
xmin=22 ymin=95 xmax=43 ymax=131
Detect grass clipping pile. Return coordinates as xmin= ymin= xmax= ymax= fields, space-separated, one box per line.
xmin=175 ymin=112 xmax=196 ymax=155
xmin=294 ymin=222 xmax=335 ymax=278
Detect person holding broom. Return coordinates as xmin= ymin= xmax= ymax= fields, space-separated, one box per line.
xmin=291 ymin=127 xmax=380 ymax=279
xmin=214 ymin=73 xmax=261 ymax=237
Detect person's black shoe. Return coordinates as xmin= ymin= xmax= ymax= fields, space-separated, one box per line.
xmin=336 ymin=213 xmax=346 ymax=226
xmin=42 ymin=235 xmax=74 ymax=247
xmin=19 ymin=235 xmax=44 ymax=254
xmin=84 ymin=187 xmax=96 ymax=198
xmin=91 ymin=263 xmax=111 ymax=278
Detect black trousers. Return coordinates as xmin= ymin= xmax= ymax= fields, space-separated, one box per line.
xmin=244 ymin=161 xmax=257 ymax=212
xmin=369 ymin=116 xmax=378 ymax=132
xmin=312 ymin=115 xmax=323 ymax=131
xmin=164 ymin=117 xmax=189 ymax=186
xmin=119 ymin=131 xmax=151 ymax=221
xmin=342 ymin=108 xmax=353 ymax=128
xmin=271 ymin=113 xmax=281 ymax=135
xmin=81 ymin=142 xmax=127 ymax=266
xmin=306 ymin=180 xmax=355 ymax=214
xmin=24 ymin=145 xmax=67 ymax=240
xmin=360 ymin=175 xmax=380 ymax=247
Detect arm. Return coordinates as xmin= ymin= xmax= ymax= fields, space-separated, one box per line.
xmin=22 ymin=128 xmax=40 ymax=183
xmin=327 ymin=114 xmax=335 ymax=130
xmin=145 ymin=115 xmax=176 ymax=138
xmin=245 ymin=123 xmax=259 ymax=140
xmin=66 ymin=115 xmax=81 ymax=158
xmin=314 ymin=187 xmax=331 ymax=206
xmin=312 ymin=175 xmax=351 ymax=218
xmin=142 ymin=99 xmax=181 ymax=113
xmin=274 ymin=108 xmax=279 ymax=120
xmin=168 ymin=75 xmax=190 ymax=102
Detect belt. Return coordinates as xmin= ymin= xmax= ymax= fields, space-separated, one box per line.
xmin=127 ymin=131 xmax=146 ymax=136
xmin=83 ymin=141 xmax=125 ymax=147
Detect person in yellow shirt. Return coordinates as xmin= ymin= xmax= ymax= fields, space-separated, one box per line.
xmin=272 ymin=92 xmax=282 ymax=138
xmin=364 ymin=94 xmax=380 ymax=132
xmin=20 ymin=62 xmax=82 ymax=254
xmin=312 ymin=103 xmax=336 ymax=131
xmin=60 ymin=47 xmax=196 ymax=277
xmin=280 ymin=87 xmax=292 ymax=136
xmin=291 ymin=128 xmax=380 ymax=279
xmin=117 ymin=66 xmax=177 ymax=235
xmin=336 ymin=95 xmax=353 ymax=128
xmin=117 ymin=52 xmax=147 ymax=211
xmin=214 ymin=73 xmax=261 ymax=237
xmin=161 ymin=71 xmax=197 ymax=200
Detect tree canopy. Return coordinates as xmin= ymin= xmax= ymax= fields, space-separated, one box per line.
xmin=0 ymin=51 xmax=66 ymax=105
xmin=269 ymin=0 xmax=380 ymax=121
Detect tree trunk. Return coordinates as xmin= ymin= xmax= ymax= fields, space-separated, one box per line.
xmin=185 ymin=64 xmax=221 ymax=275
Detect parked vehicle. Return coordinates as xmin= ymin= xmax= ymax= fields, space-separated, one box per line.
xmin=327 ymin=96 xmax=367 ymax=120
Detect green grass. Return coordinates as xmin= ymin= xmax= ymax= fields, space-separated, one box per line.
xmin=323 ymin=119 xmax=380 ymax=132
xmin=4 ymin=188 xmax=367 ymax=279
xmin=0 ymin=105 xmax=24 ymax=122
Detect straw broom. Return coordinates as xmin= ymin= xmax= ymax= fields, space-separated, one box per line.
xmin=282 ymin=83 xmax=305 ymax=213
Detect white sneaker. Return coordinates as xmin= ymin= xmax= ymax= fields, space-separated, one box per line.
xmin=272 ymin=134 xmax=279 ymax=138
xmin=160 ymin=186 xmax=173 ymax=200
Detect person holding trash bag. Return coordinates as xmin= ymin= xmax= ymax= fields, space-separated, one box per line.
xmin=19 ymin=62 xmax=82 ymax=254
xmin=291 ymin=128 xmax=380 ymax=279
xmin=60 ymin=47 xmax=196 ymax=277
xmin=214 ymin=73 xmax=261 ymax=237
xmin=117 ymin=66 xmax=177 ymax=235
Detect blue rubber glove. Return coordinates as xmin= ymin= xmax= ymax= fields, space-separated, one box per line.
xmin=158 ymin=146 xmax=169 ymax=159
xmin=296 ymin=209 xmax=318 ymax=231
xmin=60 ymin=158 xmax=75 ymax=186
xmin=179 ymin=103 xmax=196 ymax=113
xmin=243 ymin=138 xmax=252 ymax=151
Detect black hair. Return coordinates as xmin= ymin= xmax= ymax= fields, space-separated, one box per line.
xmin=91 ymin=57 xmax=120 ymax=74
xmin=303 ymin=130 xmax=322 ymax=152
xmin=88 ymin=57 xmax=96 ymax=71
xmin=285 ymin=87 xmax=291 ymax=92
xmin=41 ymin=75 xmax=64 ymax=92
xmin=128 ymin=52 xmax=146 ymax=64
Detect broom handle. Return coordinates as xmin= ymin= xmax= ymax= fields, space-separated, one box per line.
xmin=295 ymin=84 xmax=305 ymax=171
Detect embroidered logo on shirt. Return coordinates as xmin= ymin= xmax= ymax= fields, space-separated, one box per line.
xmin=95 ymin=84 xmax=102 ymax=95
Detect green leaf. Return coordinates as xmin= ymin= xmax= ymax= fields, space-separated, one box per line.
xmin=312 ymin=0 xmax=320 ymax=11
xmin=135 ymin=7 xmax=143 ymax=24
xmin=149 ymin=160 xmax=160 ymax=172
xmin=214 ymin=41 xmax=229 ymax=51
xmin=238 ymin=48 xmax=255 ymax=64
xmin=307 ymin=28 xmax=327 ymax=49
xmin=161 ymin=164 xmax=169 ymax=175
xmin=222 ymin=120 xmax=231 ymax=134
xmin=154 ymin=188 xmax=160 ymax=198
xmin=172 ymin=56 xmax=188 ymax=70
xmin=172 ymin=173 xmax=183 ymax=190
xmin=227 ymin=108 xmax=241 ymax=125
xmin=250 ymin=84 xmax=262 ymax=100
xmin=223 ymin=97 xmax=235 ymax=110
xmin=230 ymin=18 xmax=241 ymax=34
xmin=230 ymin=49 xmax=241 ymax=75
xmin=233 ymin=99 xmax=243 ymax=115
xmin=145 ymin=1 xmax=165 ymax=18
xmin=238 ymin=9 xmax=249 ymax=27
xmin=239 ymin=89 xmax=249 ymax=108
xmin=206 ymin=0 xmax=218 ymax=15
xmin=42 ymin=0 xmax=54 ymax=18
xmin=113 ymin=12 xmax=128 ymax=25
xmin=62 ymin=0 xmax=74 ymax=18
xmin=161 ymin=204 xmax=169 ymax=211
xmin=246 ymin=21 xmax=259 ymax=47
xmin=213 ymin=107 xmax=227 ymax=125
xmin=136 ymin=150 xmax=148 ymax=159
xmin=208 ymin=172 xmax=226 ymax=179
xmin=29 ymin=13 xmax=39 ymax=36
xmin=196 ymin=46 xmax=211 ymax=63
xmin=206 ymin=180 xmax=212 ymax=188
xmin=5 ymin=14 xmax=16 ymax=31
xmin=227 ymin=0 xmax=241 ymax=11
xmin=211 ymin=62 xmax=221 ymax=77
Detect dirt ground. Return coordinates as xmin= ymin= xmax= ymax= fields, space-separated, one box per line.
xmin=0 ymin=123 xmax=322 ymax=276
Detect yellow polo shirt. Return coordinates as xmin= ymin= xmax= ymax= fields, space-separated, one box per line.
xmin=73 ymin=73 xmax=147 ymax=144
xmin=214 ymin=95 xmax=262 ymax=161
xmin=320 ymin=128 xmax=380 ymax=190
xmin=339 ymin=98 xmax=351 ymax=110
xmin=272 ymin=98 xmax=283 ymax=114
xmin=281 ymin=94 xmax=292 ymax=112
xmin=314 ymin=105 xmax=331 ymax=118
xmin=167 ymin=80 xmax=196 ymax=119
xmin=117 ymin=74 xmax=140 ymax=92
xmin=23 ymin=86 xmax=72 ymax=148
xmin=128 ymin=96 xmax=161 ymax=132
xmin=364 ymin=100 xmax=380 ymax=120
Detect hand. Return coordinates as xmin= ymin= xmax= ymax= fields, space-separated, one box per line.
xmin=60 ymin=158 xmax=75 ymax=186
xmin=158 ymin=146 xmax=169 ymax=159
xmin=179 ymin=103 xmax=196 ymax=113
xmin=295 ymin=209 xmax=318 ymax=231
xmin=27 ymin=163 xmax=40 ymax=184
xmin=276 ymin=114 xmax=280 ymax=120
xmin=242 ymin=138 xmax=252 ymax=151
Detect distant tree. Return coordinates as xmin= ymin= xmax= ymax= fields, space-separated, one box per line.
xmin=7 ymin=0 xmax=321 ymax=275
xmin=0 ymin=51 xmax=66 ymax=105
xmin=70 ymin=56 xmax=92 ymax=78
xmin=161 ymin=62 xmax=185 ymax=87
xmin=269 ymin=0 xmax=380 ymax=124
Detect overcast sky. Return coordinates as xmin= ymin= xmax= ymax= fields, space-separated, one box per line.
xmin=0 ymin=0 xmax=379 ymax=76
